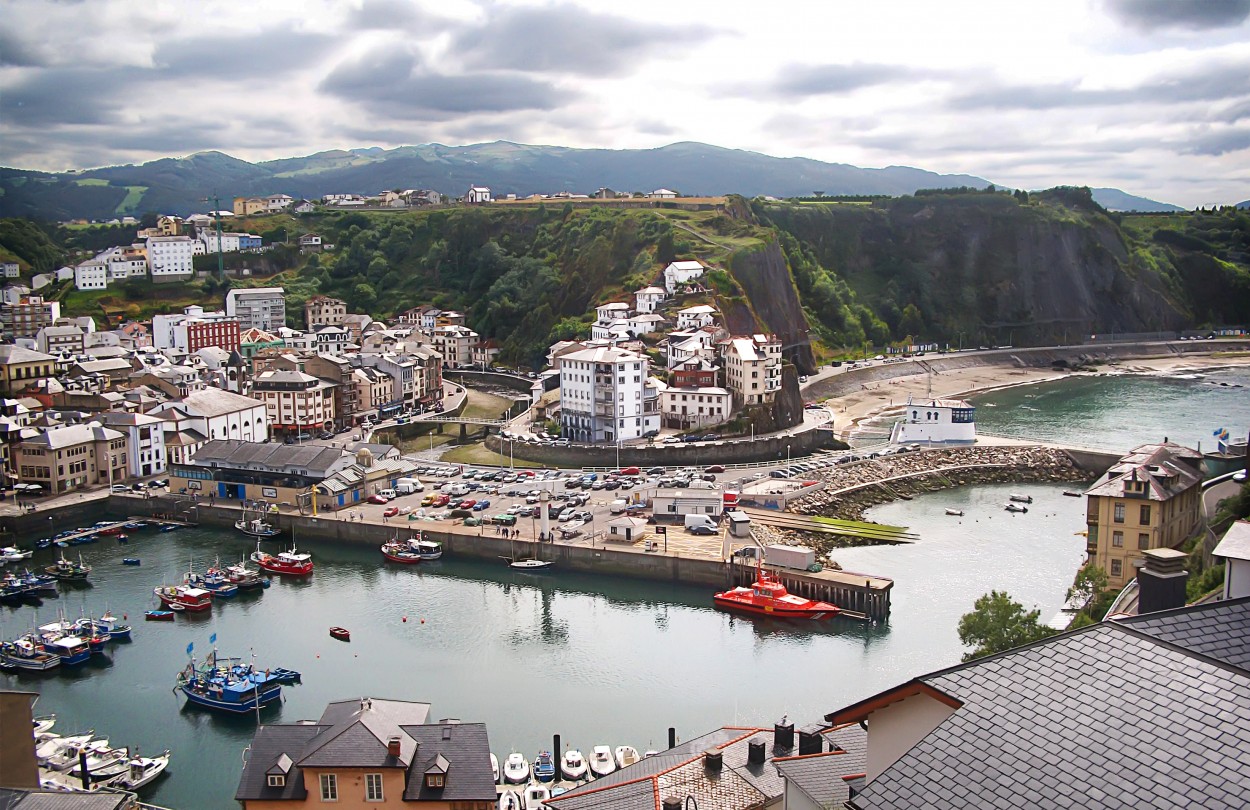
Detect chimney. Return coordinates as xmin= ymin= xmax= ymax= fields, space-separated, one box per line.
xmin=1137 ymin=548 xmax=1188 ymax=614
xmin=703 ymin=749 xmax=723 ymax=773
xmin=747 ymin=739 xmax=766 ymax=765
xmin=798 ymin=725 xmax=824 ymax=756
xmin=774 ymin=717 xmax=795 ymax=750
xmin=387 ymin=736 xmax=402 ymax=758
xmin=662 ymin=799 xmax=684 ymax=810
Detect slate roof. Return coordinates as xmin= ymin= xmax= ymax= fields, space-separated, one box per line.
xmin=842 ymin=601 xmax=1250 ymax=810
xmin=175 ymin=388 xmax=265 ymax=417
xmin=1085 ymin=442 xmax=1203 ymax=501
xmin=1114 ymin=595 xmax=1250 ymax=670
xmin=774 ymin=751 xmax=862 ymax=809
xmin=400 ymin=722 xmax=496 ymax=802
xmin=184 ymin=439 xmax=346 ymax=475
xmin=234 ymin=724 xmax=321 ymax=801
xmin=1213 ymin=520 xmax=1250 ymax=563
xmin=0 ymin=345 xmax=55 ymax=365
xmin=0 ymin=791 xmax=132 ymax=810
xmin=300 ymin=697 xmax=430 ymax=768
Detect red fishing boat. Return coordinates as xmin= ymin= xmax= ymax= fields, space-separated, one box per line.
xmin=713 ymin=567 xmax=839 ymax=620
xmin=329 ymin=627 xmax=351 ymax=642
xmin=250 ymin=541 xmax=313 ymax=576
xmin=154 ymin=584 xmax=213 ymax=612
xmin=380 ymin=539 xmax=422 ymax=564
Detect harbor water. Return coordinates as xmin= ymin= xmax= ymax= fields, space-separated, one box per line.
xmin=4 ymin=369 xmax=1245 ymax=809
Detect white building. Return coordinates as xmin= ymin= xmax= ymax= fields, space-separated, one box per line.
xmin=146 ymin=236 xmax=196 ymax=280
xmin=676 ymin=304 xmax=717 ymax=331
xmin=558 ymin=344 xmax=660 ymax=444
xmin=432 ymin=324 xmax=478 ymax=367
xmin=1213 ymin=520 xmax=1250 ymax=600
xmin=465 ymin=186 xmax=492 ymax=204
xmin=651 ymin=487 xmax=724 ymax=519
xmin=98 ymin=411 xmax=168 ymax=478
xmin=150 ymin=388 xmax=268 ymax=444
xmin=650 ymin=188 xmax=678 ymax=199
xmin=35 ymin=325 xmax=86 ymax=356
xmin=225 ymin=287 xmax=287 ymax=332
xmin=266 ymin=194 xmax=294 ymax=212
xmin=661 ymin=385 xmax=733 ymax=429
xmin=74 ymin=261 xmax=109 ymax=290
xmin=634 ymin=286 xmax=666 ymax=314
xmin=1 ymin=262 xmax=19 ymax=279
xmin=663 ymin=260 xmax=706 ymax=293
xmin=889 ymin=397 xmax=977 ymax=445
xmin=722 ymin=334 xmax=782 ymax=406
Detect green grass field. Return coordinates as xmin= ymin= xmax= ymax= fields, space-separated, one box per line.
xmin=115 ymin=186 xmax=148 ymax=213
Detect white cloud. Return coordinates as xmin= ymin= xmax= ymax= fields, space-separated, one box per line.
xmin=0 ymin=0 xmax=1247 ymax=206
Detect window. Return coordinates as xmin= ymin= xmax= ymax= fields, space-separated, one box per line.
xmin=425 ymin=774 xmax=445 ymax=789
xmin=319 ymin=773 xmax=337 ymax=801
xmin=1112 ymin=531 xmax=1123 ymax=548
xmin=1110 ymin=559 xmax=1122 ymax=577
xmin=1138 ymin=533 xmax=1150 ymax=550
xmin=1139 ymin=504 xmax=1151 ymax=525
xmin=1113 ymin=503 xmax=1125 ymax=523
xmin=365 ymin=773 xmax=383 ymax=801
xmin=267 ymin=775 xmax=285 ymax=788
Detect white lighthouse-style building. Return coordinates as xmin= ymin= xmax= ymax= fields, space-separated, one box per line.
xmin=890 ymin=396 xmax=977 ymax=445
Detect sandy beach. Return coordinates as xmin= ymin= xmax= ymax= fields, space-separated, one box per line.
xmin=828 ymin=353 xmax=1250 ymax=442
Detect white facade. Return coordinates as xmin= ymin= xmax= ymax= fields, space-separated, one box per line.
xmin=675 ymin=305 xmax=717 ymax=331
xmin=74 ymin=261 xmax=109 ymax=290
xmin=889 ymin=397 xmax=977 ymax=445
xmin=661 ymin=385 xmax=732 ymax=428
xmin=465 ymin=186 xmax=492 ymax=203
xmin=558 ymin=345 xmax=660 ymax=444
xmin=146 ymin=236 xmax=196 ymax=280
xmin=634 ymin=286 xmax=666 ymax=314
xmin=722 ymin=334 xmax=782 ymax=406
xmin=225 ymin=287 xmax=287 ymax=332
xmin=663 ymin=260 xmax=706 ymax=293
xmin=200 ymin=231 xmax=241 ymax=253
xmin=150 ymin=388 xmax=268 ymax=443
xmin=1 ymin=262 xmax=19 ymax=278
xmin=101 ymin=412 xmax=169 ymax=478
xmin=432 ymin=325 xmax=478 ymax=367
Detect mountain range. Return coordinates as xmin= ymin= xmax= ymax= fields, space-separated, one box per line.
xmin=0 ymin=140 xmax=1185 ymax=221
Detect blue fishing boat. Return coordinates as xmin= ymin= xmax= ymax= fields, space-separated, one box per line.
xmin=533 ymin=751 xmax=556 ymax=783
xmin=0 ymin=638 xmax=61 ymax=671
xmin=186 ymin=564 xmax=239 ymax=598
xmin=159 ymin=523 xmax=181 ymax=533
xmin=176 ymin=651 xmax=285 ymax=714
xmin=36 ymin=633 xmax=92 ymax=665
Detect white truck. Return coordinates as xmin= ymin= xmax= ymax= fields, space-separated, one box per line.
xmin=764 ymin=544 xmax=817 ymax=571
xmin=684 ymin=514 xmax=718 ymax=531
xmin=395 ymin=477 xmax=424 ymax=495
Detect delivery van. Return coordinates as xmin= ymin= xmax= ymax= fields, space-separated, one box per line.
xmin=683 ymin=514 xmax=718 ymax=531
xmin=395 ymin=477 xmax=424 ymax=495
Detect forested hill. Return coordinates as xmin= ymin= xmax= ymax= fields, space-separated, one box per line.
xmin=2 ymin=190 xmax=1246 ymax=369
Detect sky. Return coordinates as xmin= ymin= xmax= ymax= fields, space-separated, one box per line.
xmin=1 ymin=0 xmax=1248 ymax=207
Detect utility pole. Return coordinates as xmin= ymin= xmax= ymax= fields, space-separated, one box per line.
xmin=202 ymin=194 xmax=226 ymax=283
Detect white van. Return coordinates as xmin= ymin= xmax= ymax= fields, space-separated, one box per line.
xmin=377 ymin=488 xmax=397 ymax=500
xmin=395 ymin=477 xmax=424 ymax=495
xmin=684 ymin=514 xmax=718 ymax=531
xmin=609 ymin=499 xmax=629 ymax=514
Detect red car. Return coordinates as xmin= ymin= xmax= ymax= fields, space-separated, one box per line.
xmin=704 ymin=465 xmax=726 ymax=474
xmin=516 ymin=470 xmax=536 ymax=478
xmin=620 ymin=466 xmax=641 ymax=476
xmin=458 ymin=499 xmax=477 ymax=510
xmin=383 ymin=506 xmax=399 ymax=517
xmin=367 ymin=494 xmax=390 ymax=504
xmin=433 ymin=494 xmax=451 ymax=507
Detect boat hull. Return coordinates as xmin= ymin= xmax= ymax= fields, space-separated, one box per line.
xmin=712 ymin=594 xmax=838 ymax=620
xmin=381 ymin=549 xmax=422 ymax=564
xmin=180 ymin=682 xmax=282 ymax=713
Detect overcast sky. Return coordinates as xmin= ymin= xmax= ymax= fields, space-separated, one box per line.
xmin=2 ymin=0 xmax=1248 ymax=206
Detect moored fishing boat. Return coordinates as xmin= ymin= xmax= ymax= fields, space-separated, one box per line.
xmin=329 ymin=627 xmax=351 ymax=641
xmin=235 ymin=515 xmax=281 ymax=539
xmin=33 ymin=714 xmax=57 ymax=735
xmin=0 ymin=638 xmax=61 ymax=670
xmin=413 ymin=538 xmax=443 ymax=560
xmin=523 ymin=784 xmax=551 ymax=810
xmin=1004 ymin=503 xmax=1029 ymax=513
xmin=1 ymin=545 xmax=34 ymax=562
xmin=502 ymin=752 xmax=530 ymax=785
xmin=498 ymin=789 xmax=522 ymax=810
xmin=532 ymin=750 xmax=556 ymax=783
xmin=944 ymin=508 xmax=964 ymax=517
xmin=250 ymin=540 xmax=313 ymax=576
xmin=559 ymin=749 xmax=588 ymax=782
xmin=44 ymin=552 xmax=91 ymax=581
xmin=589 ymin=745 xmax=616 ymax=778
xmin=176 ymin=650 xmax=284 ymax=714
xmin=154 ymin=583 xmax=213 ymax=612
xmin=144 ymin=610 xmax=175 ymax=621
xmin=224 ymin=558 xmax=267 ymax=590
xmin=37 ymin=633 xmax=93 ymax=666
xmin=185 ymin=566 xmax=238 ymax=598
xmin=381 ymin=539 xmax=422 ymax=564
xmin=102 ymin=750 xmax=171 ymax=791
xmin=1009 ymin=493 xmax=1034 ymax=503
xmin=490 ymin=752 xmax=499 ymax=784
xmin=713 ymin=567 xmax=840 ymax=620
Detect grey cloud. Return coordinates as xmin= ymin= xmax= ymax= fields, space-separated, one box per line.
xmin=770 ymin=63 xmax=914 ymax=97
xmin=1105 ymin=0 xmax=1250 ymax=30
xmin=454 ymin=4 xmax=719 ymax=77
xmin=0 ymin=67 xmax=134 ymax=126
xmin=951 ymin=59 xmax=1250 ymax=110
xmin=347 ymin=0 xmax=450 ymax=31
xmin=152 ymin=29 xmax=338 ymax=80
xmin=319 ymin=50 xmax=570 ymax=119
xmin=0 ymin=29 xmax=51 ymax=67
xmin=1179 ymin=127 xmax=1250 ymax=155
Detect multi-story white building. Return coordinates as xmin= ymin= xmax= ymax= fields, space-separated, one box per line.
xmin=146 ymin=235 xmax=196 ymax=281
xmin=152 ymin=305 xmax=240 ymax=353
xmin=663 ymin=260 xmax=706 ymax=293
xmin=676 ymin=305 xmax=717 ymax=331
xmin=721 ymin=334 xmax=783 ymax=406
xmin=150 ymin=388 xmax=268 ymax=444
xmin=634 ymin=286 xmax=666 ymax=314
xmin=660 ymin=384 xmax=733 ymax=429
xmin=35 ymin=325 xmax=86 ymax=356
xmin=200 ymin=232 xmax=263 ymax=253
xmin=74 ymin=261 xmax=109 ymax=290
xmin=1 ymin=262 xmax=19 ymax=279
xmin=225 ymin=287 xmax=286 ymax=333
xmin=432 ymin=324 xmax=478 ymax=368
xmin=251 ymin=369 xmax=336 ymax=438
xmin=558 ymin=345 xmax=660 ymax=444
xmin=98 ymin=411 xmax=168 ymax=478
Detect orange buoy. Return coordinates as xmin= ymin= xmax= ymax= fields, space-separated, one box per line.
xmin=402 ymin=616 xmax=407 ymax=622
xmin=420 ymin=619 xmax=425 ymax=624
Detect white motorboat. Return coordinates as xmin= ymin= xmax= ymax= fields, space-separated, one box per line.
xmin=944 ymin=509 xmax=964 ymax=517
xmin=498 ymin=789 xmax=523 ymax=810
xmin=1 ymin=545 xmax=33 ymax=561
xmin=502 ymin=752 xmax=530 ymax=785
xmin=36 ymin=732 xmax=93 ymax=764
xmin=560 ymin=749 xmax=588 ymax=782
xmin=1009 ymin=494 xmax=1033 ymax=504
xmin=614 ymin=745 xmax=641 ymax=769
xmin=48 ymin=739 xmax=128 ymax=777
xmin=589 ymin=745 xmax=616 ymax=778
xmin=524 ymin=784 xmax=551 ymax=810
xmin=491 ymin=752 xmax=500 ymax=784
xmin=33 ymin=714 xmax=57 ymax=736
xmin=1004 ymin=503 xmax=1029 ymax=513
xmin=102 ymin=751 xmax=171 ymax=791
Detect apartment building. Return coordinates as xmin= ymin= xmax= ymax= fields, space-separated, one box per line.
xmin=1085 ymin=442 xmax=1205 ymax=589
xmin=660 ymin=384 xmax=733 ymax=429
xmin=97 ymin=411 xmax=168 ymax=478
xmin=559 ymin=345 xmax=660 ymax=444
xmin=0 ymin=345 xmax=56 ymax=396
xmin=35 ymin=325 xmax=87 ymax=357
xmin=252 ymin=369 xmax=336 ymax=437
xmin=74 ymin=260 xmax=109 ymax=290
xmin=1 ymin=295 xmax=62 ymax=339
xmin=146 ymin=235 xmax=196 ymax=281
xmin=225 ymin=287 xmax=287 ymax=332
xmin=721 ymin=334 xmax=783 ymax=406
xmin=634 ymin=285 xmax=666 ymax=314
xmin=431 ymin=325 xmax=478 ymax=367
xmin=152 ymin=305 xmax=241 ymax=353
xmin=305 ymin=296 xmax=347 ymax=330
xmin=14 ymin=422 xmax=128 ymax=495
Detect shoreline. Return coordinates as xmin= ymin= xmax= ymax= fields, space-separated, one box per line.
xmin=830 ymin=354 xmax=1250 ymax=442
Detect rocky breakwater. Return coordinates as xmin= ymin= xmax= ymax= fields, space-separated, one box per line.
xmin=762 ymin=446 xmax=1090 ymax=556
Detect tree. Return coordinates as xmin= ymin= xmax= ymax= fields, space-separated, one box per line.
xmin=957 ymin=590 xmax=1055 ymax=662
xmin=1066 ymin=564 xmax=1109 ymax=609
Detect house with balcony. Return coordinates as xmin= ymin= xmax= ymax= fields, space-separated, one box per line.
xmin=97 ymin=411 xmax=168 ymax=478
xmin=1084 ymin=441 xmax=1204 ymax=590
xmin=675 ymin=304 xmax=717 ymax=331
xmin=634 ymin=285 xmax=666 ymax=314
xmin=721 ymin=334 xmax=782 ymax=407
xmin=558 ymin=345 xmax=660 ymax=444
xmin=663 ymin=259 xmax=705 ymax=293
xmin=251 ymin=369 xmax=336 ymax=439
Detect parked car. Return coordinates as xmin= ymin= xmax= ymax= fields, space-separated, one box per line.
xmin=366 ymin=494 xmax=390 ymax=504
xmin=689 ymin=525 xmax=717 ymax=535
xmin=473 ymin=500 xmax=491 ymax=511
xmin=110 ymin=484 xmax=130 ymax=493
xmin=704 ymin=465 xmax=726 ymax=474
xmin=458 ymin=499 xmax=477 ymax=510
xmin=383 ymin=506 xmax=400 ymax=518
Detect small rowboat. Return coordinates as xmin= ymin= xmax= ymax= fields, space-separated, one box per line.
xmin=122 ymin=558 xmax=141 ymax=566
xmin=144 ymin=610 xmax=175 ymax=621
xmin=944 ymin=509 xmax=964 ymax=516
xmin=329 ymin=627 xmax=351 ymax=642
xmin=1004 ymin=503 xmax=1029 ymax=513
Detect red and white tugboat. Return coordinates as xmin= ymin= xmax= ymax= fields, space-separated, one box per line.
xmin=250 ymin=540 xmax=313 ymax=576
xmin=713 ymin=566 xmax=839 ymax=620
xmin=154 ymin=583 xmax=213 ymax=612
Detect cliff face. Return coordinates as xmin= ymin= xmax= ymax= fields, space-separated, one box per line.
xmin=762 ymin=194 xmax=1192 ymax=345
xmin=723 ymin=238 xmax=818 ymax=373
